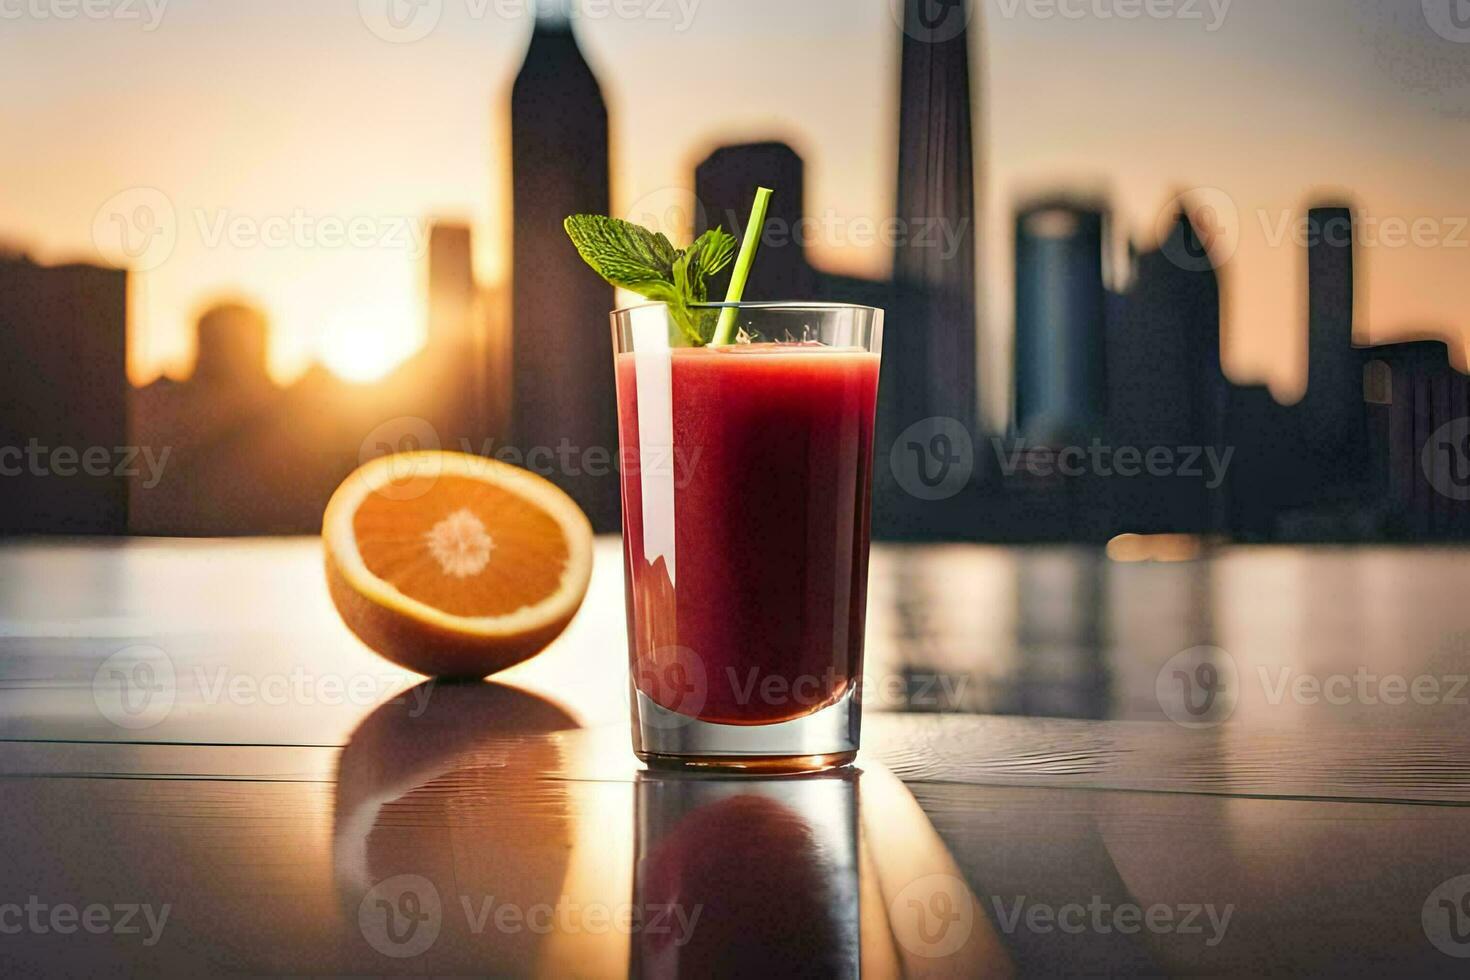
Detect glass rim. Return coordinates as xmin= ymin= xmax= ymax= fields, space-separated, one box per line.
xmin=611 ymin=300 xmax=884 ymax=317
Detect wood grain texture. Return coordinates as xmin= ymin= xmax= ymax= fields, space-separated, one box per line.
xmin=870 ymin=713 xmax=1470 ymax=804
xmin=4 ymin=539 xmax=1470 ymax=972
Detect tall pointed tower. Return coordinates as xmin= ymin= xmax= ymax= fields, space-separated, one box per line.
xmin=510 ymin=5 xmax=619 ymax=530
xmin=880 ymin=0 xmax=982 ymax=532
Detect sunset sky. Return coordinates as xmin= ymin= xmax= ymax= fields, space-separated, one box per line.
xmin=1 ymin=0 xmax=1466 ymax=424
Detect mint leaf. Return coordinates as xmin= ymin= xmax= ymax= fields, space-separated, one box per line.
xmin=683 ymin=228 xmax=737 ymax=295
xmin=564 ymin=214 xmax=676 ymax=288
xmin=564 ymin=215 xmax=737 ymax=346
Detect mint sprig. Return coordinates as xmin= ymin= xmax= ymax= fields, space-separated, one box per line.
xmin=564 ymin=214 xmax=736 ymax=345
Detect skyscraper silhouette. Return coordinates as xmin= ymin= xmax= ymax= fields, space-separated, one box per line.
xmin=428 ymin=222 xmax=489 ymax=439
xmin=0 ymin=254 xmax=128 ymax=533
xmin=1300 ymin=206 xmax=1368 ymax=493
xmin=889 ymin=0 xmax=980 ymax=446
xmin=1013 ymin=202 xmax=1107 ymax=446
xmin=510 ymin=7 xmax=618 ymax=531
xmin=1106 ymin=210 xmax=1229 ymax=534
xmin=428 ymin=223 xmax=477 ymax=351
xmin=192 ymin=303 xmax=272 ymax=398
xmin=1365 ymin=340 xmax=1470 ymax=539
xmin=874 ymin=0 xmax=982 ymax=538
xmin=695 ymin=143 xmax=816 ymax=301
xmin=1108 ymin=211 xmax=1224 ymax=452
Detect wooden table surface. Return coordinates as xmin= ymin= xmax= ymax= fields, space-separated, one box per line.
xmin=3 ymin=537 xmax=1470 ymax=976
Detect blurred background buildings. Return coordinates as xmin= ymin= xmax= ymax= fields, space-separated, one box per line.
xmin=1 ymin=0 xmax=1467 ymax=540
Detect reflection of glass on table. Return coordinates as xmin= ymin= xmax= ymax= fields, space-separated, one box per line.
xmin=632 ymin=771 xmax=861 ymax=978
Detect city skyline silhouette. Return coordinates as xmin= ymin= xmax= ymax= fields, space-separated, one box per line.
xmin=2 ymin=2 xmax=1468 ymax=540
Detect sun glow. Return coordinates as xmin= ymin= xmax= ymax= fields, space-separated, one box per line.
xmin=316 ymin=309 xmax=421 ymax=384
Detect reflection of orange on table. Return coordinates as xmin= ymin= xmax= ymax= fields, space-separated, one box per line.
xmin=334 ymin=682 xmax=584 ymax=975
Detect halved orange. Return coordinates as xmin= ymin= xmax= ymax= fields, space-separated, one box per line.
xmin=323 ymin=451 xmax=593 ymax=678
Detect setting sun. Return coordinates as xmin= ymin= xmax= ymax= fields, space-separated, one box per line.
xmin=317 ymin=308 xmax=421 ymax=384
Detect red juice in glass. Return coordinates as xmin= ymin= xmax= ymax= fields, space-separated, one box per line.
xmin=611 ymin=302 xmax=882 ymax=773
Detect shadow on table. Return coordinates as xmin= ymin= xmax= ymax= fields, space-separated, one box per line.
xmin=331 ymin=680 xmax=1016 ymax=977
xmin=334 ymin=680 xmax=582 ymax=971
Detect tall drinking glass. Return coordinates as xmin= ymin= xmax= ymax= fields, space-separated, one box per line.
xmin=612 ymin=302 xmax=883 ymax=773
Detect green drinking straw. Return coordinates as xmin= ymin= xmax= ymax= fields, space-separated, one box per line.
xmin=711 ymin=186 xmax=773 ymax=347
